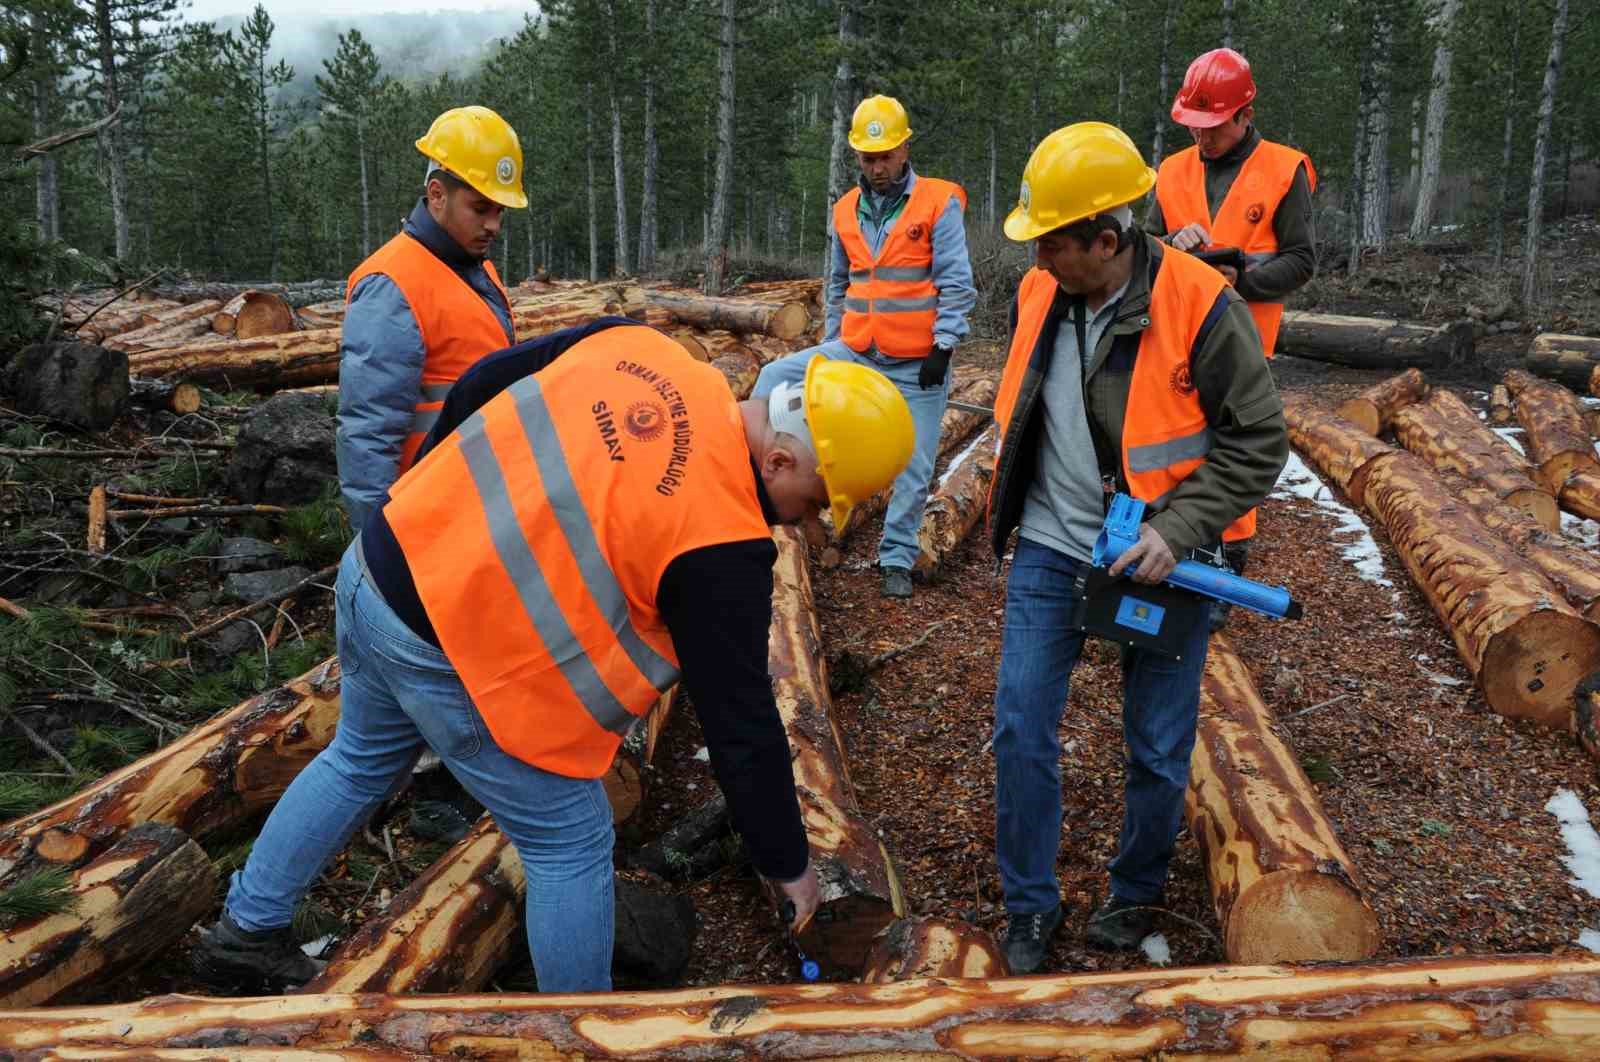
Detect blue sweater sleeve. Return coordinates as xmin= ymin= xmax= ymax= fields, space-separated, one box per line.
xmin=931 ymin=195 xmax=976 ymax=349
xmin=336 ymin=274 xmax=424 ymax=531
xmin=823 ymin=229 xmax=850 ymax=342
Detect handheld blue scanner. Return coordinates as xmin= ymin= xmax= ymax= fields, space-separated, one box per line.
xmin=1092 ymin=494 xmax=1303 ymax=620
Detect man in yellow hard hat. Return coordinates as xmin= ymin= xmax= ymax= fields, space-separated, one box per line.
xmin=753 ymin=94 xmax=975 ymax=599
xmin=336 ymin=105 xmax=527 ymax=843
xmin=195 ymin=318 xmax=915 ymax=994
xmin=986 ymin=123 xmax=1285 ymax=971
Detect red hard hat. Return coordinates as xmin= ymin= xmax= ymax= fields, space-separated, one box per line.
xmin=1170 ymin=48 xmax=1257 ymax=129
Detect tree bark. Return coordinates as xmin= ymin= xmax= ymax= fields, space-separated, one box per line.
xmin=1360 ymin=450 xmax=1600 ymax=727
xmin=14 ymin=954 xmax=1600 ymax=1057
xmin=1572 ymin=671 xmax=1600 ymax=765
xmin=1278 ymin=311 xmax=1474 ymax=369
xmin=645 ymin=291 xmax=809 ymax=339
xmin=212 ymin=290 xmax=297 ymax=339
xmin=710 ymin=348 xmax=760 ymax=400
xmin=0 ymin=659 xmax=341 ymax=893
xmin=637 ymin=0 xmax=659 ymax=274
xmin=1504 ymin=367 xmax=1599 ymax=493
xmin=1409 ymin=0 xmax=1461 ymax=240
xmin=1557 ymin=472 xmax=1600 ymax=523
xmin=0 ymin=824 xmax=215 ymax=1008
xmin=125 ymin=328 xmax=343 ymax=389
xmin=1187 ymin=634 xmax=1381 ymax=964
xmin=629 ymin=794 xmax=730 ymax=880
xmin=705 ymin=0 xmax=736 ymax=295
xmin=100 ymin=301 xmax=225 ymax=353
xmin=75 ymin=301 xmax=185 ymax=343
xmin=1492 ymin=9 xmax=1522 ymax=269
xmin=91 ymin=0 xmax=129 ymax=260
xmin=825 ymin=0 xmax=856 ymax=277
xmin=859 ymin=916 xmax=1009 ymax=982
xmin=914 ymin=423 xmax=997 ymax=576
xmin=1458 ymin=485 xmax=1600 ymax=621
xmin=586 ymin=89 xmax=600 ymax=282
xmin=605 ymin=0 xmax=631 ymax=277
xmin=1333 ymin=367 xmax=1429 ymax=436
xmin=1390 ymin=387 xmax=1558 ymax=529
xmin=1521 ymin=334 xmax=1600 ymax=391
xmin=1361 ymin=10 xmax=1393 ymax=249
xmin=1522 ymin=0 xmax=1570 ymax=307
xmin=769 ymin=527 xmax=905 ymax=977
xmin=29 ymin=13 xmax=59 ymax=243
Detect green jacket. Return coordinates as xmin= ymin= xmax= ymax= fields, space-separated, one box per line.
xmin=990 ymin=233 xmax=1288 ymax=559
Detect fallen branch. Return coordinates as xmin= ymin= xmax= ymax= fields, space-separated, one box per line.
xmin=13 ymin=104 xmax=122 ymax=161
xmin=0 ymin=444 xmax=231 ymax=460
xmin=85 ymin=486 xmax=107 ymax=554
xmin=180 ymin=563 xmax=337 ymax=643
xmin=51 ymin=267 xmax=166 ymax=344
xmin=868 ymin=620 xmax=949 ymax=671
xmin=108 ymin=504 xmax=287 ymax=520
xmin=0 ymin=708 xmax=75 ymax=774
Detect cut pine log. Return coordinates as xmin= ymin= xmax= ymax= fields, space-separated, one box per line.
xmin=212 ymin=290 xmax=297 ymax=339
xmin=1277 ymin=311 xmax=1474 ymax=368
xmin=1390 ymin=387 xmax=1558 ymax=529
xmin=913 ymin=423 xmax=997 ymax=575
xmin=770 ymin=527 xmax=905 ymax=976
xmin=301 ymin=815 xmax=520 ymax=995
xmin=1504 ymin=368 xmax=1600 ymax=494
xmin=125 ymin=328 xmax=342 ymax=389
xmin=859 ymin=917 xmax=1009 ymax=982
xmin=127 ymin=378 xmax=202 ymax=415
xmin=1333 ymin=367 xmax=1428 ymax=436
xmin=1186 ymin=633 xmax=1380 ymax=964
xmin=646 ymin=290 xmax=810 ymax=340
xmin=13 ymin=954 xmax=1600 ymax=1058
xmin=0 ymin=658 xmax=341 ymax=891
xmin=75 ymin=300 xmax=183 ymax=342
xmin=711 ymin=348 xmax=760 ymax=399
xmin=1491 ymin=384 xmax=1514 ymax=425
xmin=100 ymin=300 xmax=225 ymax=353
xmin=142 ymin=280 xmax=344 ymax=306
xmin=1458 ymin=486 xmax=1600 ymax=620
xmin=0 ymin=824 xmax=215 ymax=1007
xmin=1561 ymin=471 xmax=1600 ymax=522
xmin=1282 ymin=397 xmax=1397 ymax=507
xmin=1522 ymin=333 xmax=1600 ymax=391
xmin=1360 ymin=450 xmax=1600 ymax=727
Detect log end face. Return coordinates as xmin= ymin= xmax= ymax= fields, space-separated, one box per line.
xmin=1225 ymin=870 xmax=1381 ymax=964
xmin=1334 ymin=399 xmax=1382 ymax=439
xmin=1483 ymin=611 xmax=1600 ymax=729
xmin=860 ymin=917 xmax=1009 ymax=982
xmin=1507 ymin=489 xmax=1562 ymax=532
xmin=770 ymin=303 xmax=810 ymax=341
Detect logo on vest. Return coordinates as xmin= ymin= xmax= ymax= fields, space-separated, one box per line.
xmin=1170 ymin=364 xmax=1196 ymax=397
xmin=866 ymin=120 xmax=884 ymax=139
xmin=907 ymin=223 xmax=925 ymax=241
xmin=496 ymin=156 xmax=516 ymax=185
xmin=591 ymin=400 xmax=625 ymax=461
xmin=1245 ymin=203 xmax=1265 ymax=223
xmin=623 ymin=400 xmax=667 ymax=442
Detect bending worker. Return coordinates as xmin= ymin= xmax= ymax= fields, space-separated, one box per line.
xmin=194 ymin=319 xmax=915 ymax=994
xmin=988 ymin=123 xmax=1286 ymax=973
xmin=337 ymin=105 xmax=526 ymax=842
xmin=1148 ymin=48 xmax=1315 ymax=603
xmin=753 ymin=94 xmax=975 ymax=599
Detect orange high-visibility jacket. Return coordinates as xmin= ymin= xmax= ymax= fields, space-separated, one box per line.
xmin=989 ymin=250 xmax=1256 ymax=544
xmin=384 ymin=327 xmax=771 ymax=778
xmin=347 ymin=233 xmax=511 ymax=472
xmin=833 ymin=177 xmax=967 ymax=359
xmin=1154 ymin=140 xmax=1315 ymax=356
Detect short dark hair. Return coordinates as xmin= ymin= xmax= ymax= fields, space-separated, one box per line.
xmin=1055 ymin=212 xmax=1131 ymax=254
xmin=424 ymin=166 xmax=470 ymax=195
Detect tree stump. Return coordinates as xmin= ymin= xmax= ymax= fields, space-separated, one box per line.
xmin=2 ymin=342 xmax=129 ymax=431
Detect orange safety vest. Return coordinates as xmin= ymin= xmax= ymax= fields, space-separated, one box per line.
xmin=990 ymin=251 xmax=1257 ymax=544
xmin=1154 ymin=140 xmax=1316 ymax=357
xmin=384 ymin=326 xmax=771 ymax=779
xmin=833 ymin=177 xmax=967 ymax=359
xmin=347 ymin=232 xmax=512 ymax=473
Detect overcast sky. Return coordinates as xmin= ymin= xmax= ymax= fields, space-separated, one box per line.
xmin=182 ymin=0 xmax=531 ymax=21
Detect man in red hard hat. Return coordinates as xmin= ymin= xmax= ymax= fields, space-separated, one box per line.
xmin=1148 ymin=47 xmax=1314 ymax=623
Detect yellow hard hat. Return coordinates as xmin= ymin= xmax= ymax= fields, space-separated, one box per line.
xmin=415 ymin=106 xmax=528 ymax=209
xmin=1003 ymin=122 xmax=1155 ymax=242
xmin=848 ymin=95 xmax=912 ymax=153
xmin=803 ymin=357 xmax=914 ymax=529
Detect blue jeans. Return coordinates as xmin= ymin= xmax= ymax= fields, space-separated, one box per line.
xmin=993 ymin=538 xmax=1209 ymax=914
xmin=225 ymin=544 xmax=616 ymax=992
xmin=753 ymin=340 xmax=950 ymax=571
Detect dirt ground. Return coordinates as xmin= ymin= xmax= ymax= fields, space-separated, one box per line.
xmin=17 ymin=219 xmax=1600 ymax=1001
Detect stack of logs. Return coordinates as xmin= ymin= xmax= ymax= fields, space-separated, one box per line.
xmin=1297 ymin=366 xmax=1600 ymax=753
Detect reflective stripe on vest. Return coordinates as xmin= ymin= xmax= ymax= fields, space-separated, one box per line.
xmin=1154 ymin=140 xmax=1315 ymax=357
xmin=347 ymin=232 xmax=512 ymax=473
xmin=384 ymin=326 xmax=771 ymax=778
xmin=989 ymin=253 xmax=1254 ymax=544
xmin=833 ymin=177 xmax=967 ymax=359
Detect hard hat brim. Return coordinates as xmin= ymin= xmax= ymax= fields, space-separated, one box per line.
xmin=848 ymin=129 xmax=912 ymax=153
xmin=1170 ymin=102 xmax=1234 ymax=129
xmin=1002 ymin=173 xmax=1156 ymax=244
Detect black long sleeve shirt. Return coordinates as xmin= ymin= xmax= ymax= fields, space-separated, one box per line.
xmin=359 ymin=318 xmax=809 ymax=881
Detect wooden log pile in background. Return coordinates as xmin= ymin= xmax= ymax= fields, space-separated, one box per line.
xmin=1522 ymin=332 xmax=1600 ymax=391
xmin=1278 ymin=310 xmax=1475 ymax=368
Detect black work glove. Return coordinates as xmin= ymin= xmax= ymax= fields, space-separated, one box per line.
xmin=919 ymin=344 xmax=953 ymax=390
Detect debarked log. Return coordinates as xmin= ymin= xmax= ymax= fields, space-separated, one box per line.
xmin=1504 ymin=367 xmax=1600 ymax=494
xmin=1458 ymin=485 xmax=1600 ymax=621
xmin=1282 ymin=397 xmax=1397 ymax=508
xmin=0 ymin=658 xmax=341 ymax=890
xmin=913 ymin=423 xmax=997 ymax=576
xmin=1185 ymin=633 xmax=1380 ymax=964
xmin=1333 ymin=367 xmax=1428 ymax=436
xmin=125 ymin=328 xmax=342 ymax=389
xmin=769 ymin=527 xmax=905 ymax=977
xmin=859 ymin=916 xmax=1009 ymax=982
xmin=1522 ymin=332 xmax=1600 ymax=391
xmin=0 ymin=824 xmax=216 ymax=1007
xmin=11 ymin=954 xmax=1600 ymax=1058
xmin=1359 ymin=451 xmax=1600 ymax=727
xmin=1278 ymin=311 xmax=1474 ymax=369
xmin=99 ymin=300 xmax=224 ymax=353
xmin=1561 ymin=471 xmax=1600 ymax=523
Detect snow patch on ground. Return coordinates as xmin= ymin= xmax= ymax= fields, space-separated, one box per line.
xmin=693 ymin=746 xmax=710 ymax=763
xmin=1547 ymin=789 xmax=1600 ymax=898
xmin=936 ymin=429 xmax=987 ymax=490
xmin=1493 ymin=427 xmax=1527 ymax=456
xmin=1272 ymin=453 xmax=1392 ymax=588
xmin=302 ymin=934 xmax=336 ymax=958
xmin=1562 ymin=511 xmax=1600 ymax=548
xmin=1581 ymin=929 xmax=1600 ymax=954
xmin=1140 ymin=933 xmax=1171 ymax=965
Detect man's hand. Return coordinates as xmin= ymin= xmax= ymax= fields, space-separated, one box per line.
xmin=1107 ymin=522 xmax=1178 ymax=585
xmin=1218 ymin=264 xmax=1239 ymax=286
xmin=773 ymin=864 xmax=822 ymax=934
xmin=920 ymin=345 xmax=953 ymax=390
xmin=1170 ymin=223 xmax=1211 ymax=251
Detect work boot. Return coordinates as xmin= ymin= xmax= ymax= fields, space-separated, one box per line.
xmin=410 ymin=793 xmax=484 ymax=845
xmin=1002 ymin=904 xmax=1063 ymax=974
xmin=191 ymin=910 xmax=325 ymax=993
xmin=880 ymin=566 xmax=913 ymax=599
xmin=1084 ymin=894 xmax=1159 ymax=951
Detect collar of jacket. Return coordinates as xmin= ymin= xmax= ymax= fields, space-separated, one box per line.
xmin=1209 ymin=124 xmax=1262 ymax=171
xmin=403 ymin=197 xmax=483 ymax=271
xmin=858 ymin=164 xmax=914 ymax=209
